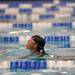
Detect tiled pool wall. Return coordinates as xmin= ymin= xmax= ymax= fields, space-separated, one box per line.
xmin=0 ymin=0 xmax=75 ymax=49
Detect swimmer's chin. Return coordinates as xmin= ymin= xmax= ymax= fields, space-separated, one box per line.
xmin=26 ymin=45 xmax=30 ymax=49
xmin=26 ymin=44 xmax=28 ymax=48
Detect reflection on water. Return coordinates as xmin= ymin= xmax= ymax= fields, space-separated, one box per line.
xmin=0 ymin=60 xmax=75 ymax=75
xmin=0 ymin=50 xmax=75 ymax=75
xmin=0 ymin=69 xmax=75 ymax=75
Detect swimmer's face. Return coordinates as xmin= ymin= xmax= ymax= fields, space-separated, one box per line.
xmin=26 ymin=38 xmax=37 ymax=50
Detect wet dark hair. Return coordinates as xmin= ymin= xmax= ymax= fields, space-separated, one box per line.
xmin=32 ymin=35 xmax=46 ymax=55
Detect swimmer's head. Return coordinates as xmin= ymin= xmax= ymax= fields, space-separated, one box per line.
xmin=26 ymin=35 xmax=45 ymax=54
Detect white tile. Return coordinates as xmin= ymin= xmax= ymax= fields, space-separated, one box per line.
xmin=0 ymin=4 xmax=8 ymax=9
xmin=8 ymin=22 xmax=13 ymax=29
xmin=33 ymin=22 xmax=39 ymax=30
xmin=30 ymin=73 xmax=42 ymax=75
xmin=33 ymin=22 xmax=52 ymax=31
xmin=47 ymin=60 xmax=56 ymax=69
xmin=32 ymin=7 xmax=46 ymax=14
xmin=48 ymin=22 xmax=52 ymax=28
xmin=16 ymin=14 xmax=21 ymax=21
xmin=53 ymin=0 xmax=60 ymax=4
xmin=70 ymin=35 xmax=75 ymax=47
xmin=58 ymin=7 xmax=73 ymax=12
xmin=70 ymin=35 xmax=75 ymax=41
xmin=72 ymin=22 xmax=75 ymax=29
xmin=6 ymin=8 xmax=19 ymax=15
xmin=19 ymin=4 xmax=32 ymax=9
xmin=0 ymin=23 xmax=3 ymax=29
xmin=16 ymin=14 xmax=28 ymax=21
xmin=55 ymin=13 xmax=71 ymax=18
xmin=43 ymin=3 xmax=54 ymax=8
xmin=30 ymin=14 xmax=39 ymax=21
xmin=38 ymin=22 xmax=52 ymax=29
xmin=0 ymin=61 xmax=9 ymax=69
xmin=21 ymin=14 xmax=29 ymax=21
xmin=67 ymin=3 xmax=75 ymax=7
xmin=19 ymin=36 xmax=25 ymax=44
xmin=0 ymin=23 xmax=12 ymax=29
xmin=0 ymin=23 xmax=7 ymax=29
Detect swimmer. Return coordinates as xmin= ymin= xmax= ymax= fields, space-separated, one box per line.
xmin=21 ymin=35 xmax=47 ymax=59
